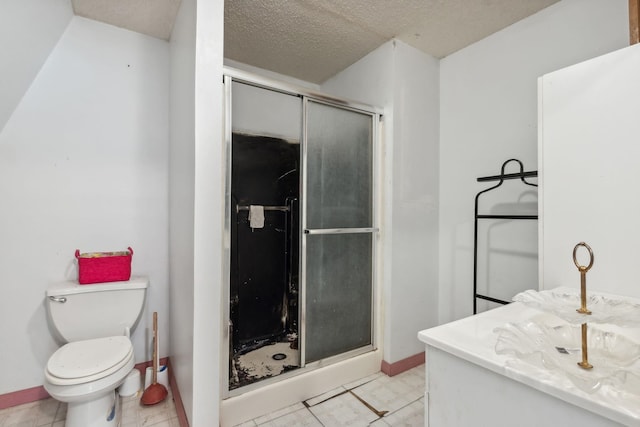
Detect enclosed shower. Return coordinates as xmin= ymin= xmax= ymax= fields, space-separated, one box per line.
xmin=224 ymin=71 xmax=379 ymax=393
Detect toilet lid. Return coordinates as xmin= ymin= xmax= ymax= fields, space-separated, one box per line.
xmin=47 ymin=336 xmax=132 ymax=385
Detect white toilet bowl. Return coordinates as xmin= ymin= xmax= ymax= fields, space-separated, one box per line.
xmin=44 ymin=277 xmax=148 ymax=427
xmin=44 ymin=336 xmax=135 ymax=427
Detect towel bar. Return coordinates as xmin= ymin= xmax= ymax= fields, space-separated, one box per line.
xmin=236 ymin=205 xmax=290 ymax=213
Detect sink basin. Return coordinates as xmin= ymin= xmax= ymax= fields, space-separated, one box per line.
xmin=494 ymin=317 xmax=640 ymax=394
xmin=513 ymin=289 xmax=640 ymax=326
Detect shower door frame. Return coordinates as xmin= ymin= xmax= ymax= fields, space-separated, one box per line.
xmin=222 ymin=68 xmax=382 ymax=398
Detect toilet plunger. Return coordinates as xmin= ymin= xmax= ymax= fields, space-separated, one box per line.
xmin=141 ymin=312 xmax=168 ymax=405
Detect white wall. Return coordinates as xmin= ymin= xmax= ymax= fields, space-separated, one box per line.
xmin=168 ymin=0 xmax=196 ymax=421
xmin=0 ymin=16 xmax=169 ymax=394
xmin=322 ymin=40 xmax=440 ymax=363
xmin=539 ymin=43 xmax=640 ymax=299
xmin=438 ymin=0 xmax=628 ymax=323
xmin=0 ymin=0 xmax=73 ymax=132
xmin=192 ymin=0 xmax=225 ymax=424
xmin=168 ymin=0 xmax=224 ymax=424
xmin=387 ymin=42 xmax=439 ymax=362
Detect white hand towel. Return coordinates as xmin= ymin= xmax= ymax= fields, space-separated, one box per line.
xmin=249 ymin=205 xmax=265 ymax=229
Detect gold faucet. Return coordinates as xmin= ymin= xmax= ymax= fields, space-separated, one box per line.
xmin=573 ymin=242 xmax=594 ymax=370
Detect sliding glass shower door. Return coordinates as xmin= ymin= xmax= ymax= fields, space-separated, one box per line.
xmin=224 ymin=71 xmax=379 ymax=392
xmin=302 ymin=100 xmax=376 ymax=364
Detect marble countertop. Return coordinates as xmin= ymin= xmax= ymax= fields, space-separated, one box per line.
xmin=418 ymin=293 xmax=640 ymax=426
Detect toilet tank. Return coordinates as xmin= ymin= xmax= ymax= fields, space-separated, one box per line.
xmin=46 ymin=276 xmax=148 ymax=342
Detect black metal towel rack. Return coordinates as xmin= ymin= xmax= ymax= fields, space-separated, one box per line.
xmin=473 ymin=159 xmax=538 ymax=314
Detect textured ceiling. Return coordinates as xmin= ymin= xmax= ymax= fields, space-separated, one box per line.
xmin=71 ymin=0 xmax=181 ymax=40
xmin=72 ymin=0 xmax=560 ymax=83
xmin=224 ymin=0 xmax=560 ymax=83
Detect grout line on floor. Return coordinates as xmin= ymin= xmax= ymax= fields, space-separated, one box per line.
xmin=302 ymin=388 xmax=350 ymax=409
xmin=348 ymin=390 xmax=388 ymax=418
xmin=53 ymin=402 xmax=62 ymax=426
xmin=342 ymin=375 xmax=382 ymax=392
xmin=308 ymin=406 xmax=326 ymax=427
xmin=383 ymin=394 xmax=423 ymax=417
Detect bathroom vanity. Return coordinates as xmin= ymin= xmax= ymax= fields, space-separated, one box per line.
xmin=418 ymin=298 xmax=640 ymax=427
xmin=419 ymin=42 xmax=640 ymax=427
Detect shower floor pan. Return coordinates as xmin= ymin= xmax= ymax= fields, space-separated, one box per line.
xmin=230 ymin=341 xmax=299 ymax=389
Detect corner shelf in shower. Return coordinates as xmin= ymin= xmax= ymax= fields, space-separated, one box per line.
xmin=473 ymin=159 xmax=538 ymax=314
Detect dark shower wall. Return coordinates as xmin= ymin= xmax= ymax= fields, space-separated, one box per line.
xmin=230 ymin=133 xmax=300 ymax=353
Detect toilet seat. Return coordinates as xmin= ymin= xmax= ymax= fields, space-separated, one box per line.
xmin=46 ymin=336 xmax=133 ymax=386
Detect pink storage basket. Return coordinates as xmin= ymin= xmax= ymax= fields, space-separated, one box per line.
xmin=75 ymin=247 xmax=133 ymax=284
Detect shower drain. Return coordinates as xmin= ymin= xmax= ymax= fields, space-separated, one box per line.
xmin=272 ymin=353 xmax=287 ymax=361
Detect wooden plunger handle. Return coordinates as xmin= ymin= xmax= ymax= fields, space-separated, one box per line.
xmin=152 ymin=311 xmax=158 ymax=384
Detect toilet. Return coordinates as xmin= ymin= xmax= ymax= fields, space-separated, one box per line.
xmin=44 ymin=276 xmax=148 ymax=427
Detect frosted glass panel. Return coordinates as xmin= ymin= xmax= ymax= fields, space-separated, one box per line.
xmin=305 ymin=233 xmax=372 ymax=363
xmin=306 ymin=102 xmax=372 ymax=229
xmin=232 ymin=82 xmax=301 ymax=142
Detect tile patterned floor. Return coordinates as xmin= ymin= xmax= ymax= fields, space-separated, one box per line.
xmin=234 ymin=364 xmax=425 ymax=427
xmin=0 ymin=386 xmax=178 ymax=427
xmin=0 ymin=365 xmax=424 ymax=427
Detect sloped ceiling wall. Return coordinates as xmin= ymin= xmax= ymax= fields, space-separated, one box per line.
xmin=0 ymin=0 xmax=73 ymax=132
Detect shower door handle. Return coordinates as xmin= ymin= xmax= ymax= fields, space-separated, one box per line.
xmin=304 ymin=228 xmax=378 ymax=235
